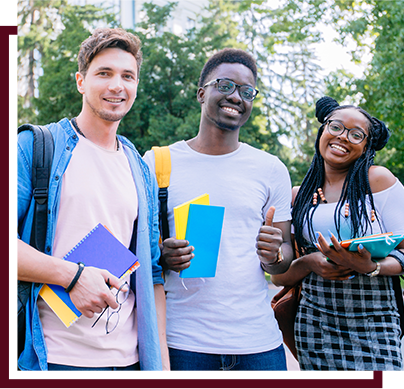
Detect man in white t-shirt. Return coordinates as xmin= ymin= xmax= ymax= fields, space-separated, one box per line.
xmin=144 ymin=48 xmax=293 ymax=370
xmin=18 ymin=28 xmax=169 ymax=371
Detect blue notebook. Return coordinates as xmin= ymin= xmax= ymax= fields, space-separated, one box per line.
xmin=179 ymin=203 xmax=225 ymax=278
xmin=348 ymin=233 xmax=404 ymax=259
xmin=39 ymin=223 xmax=140 ymax=327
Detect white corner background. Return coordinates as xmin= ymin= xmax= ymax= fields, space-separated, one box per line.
xmin=0 ymin=0 xmax=16 ymax=24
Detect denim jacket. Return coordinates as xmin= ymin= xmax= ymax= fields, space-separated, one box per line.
xmin=17 ymin=118 xmax=164 ymax=371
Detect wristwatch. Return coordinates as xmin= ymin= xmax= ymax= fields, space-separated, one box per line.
xmin=365 ymin=261 xmax=381 ymax=277
xmin=276 ymin=247 xmax=284 ymax=264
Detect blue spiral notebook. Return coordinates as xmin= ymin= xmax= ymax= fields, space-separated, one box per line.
xmin=179 ymin=203 xmax=225 ymax=279
xmin=39 ymin=223 xmax=140 ymax=327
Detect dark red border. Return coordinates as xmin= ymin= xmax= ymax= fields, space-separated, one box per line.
xmin=5 ymin=24 xmax=17 ymax=371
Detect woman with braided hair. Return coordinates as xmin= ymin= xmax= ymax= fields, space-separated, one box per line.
xmin=270 ymin=96 xmax=404 ymax=370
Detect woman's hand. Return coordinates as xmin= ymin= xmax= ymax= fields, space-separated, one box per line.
xmin=316 ymin=231 xmax=377 ymax=275
xmin=305 ymin=251 xmax=354 ymax=280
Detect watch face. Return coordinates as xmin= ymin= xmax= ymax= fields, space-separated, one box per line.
xmin=366 ymin=261 xmax=380 ymax=277
xmin=277 ymin=248 xmax=284 ymax=263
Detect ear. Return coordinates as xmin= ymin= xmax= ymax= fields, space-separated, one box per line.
xmin=197 ymin=87 xmax=205 ymax=104
xmin=76 ymin=72 xmax=85 ymax=95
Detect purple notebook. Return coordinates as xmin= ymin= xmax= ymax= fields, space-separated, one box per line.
xmin=39 ymin=223 xmax=139 ymax=327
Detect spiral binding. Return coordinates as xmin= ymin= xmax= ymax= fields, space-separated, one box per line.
xmin=63 ymin=224 xmax=100 ymax=260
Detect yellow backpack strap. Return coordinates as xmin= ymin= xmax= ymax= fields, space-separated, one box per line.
xmin=152 ymin=146 xmax=171 ymax=244
xmin=152 ymin=146 xmax=171 ymax=188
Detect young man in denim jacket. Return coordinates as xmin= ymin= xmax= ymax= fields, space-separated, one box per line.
xmin=18 ymin=28 xmax=169 ymax=371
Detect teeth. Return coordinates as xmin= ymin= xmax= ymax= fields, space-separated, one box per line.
xmin=331 ymin=144 xmax=348 ymax=153
xmin=105 ymin=98 xmax=123 ymax=103
xmin=222 ymin=107 xmax=239 ymax=114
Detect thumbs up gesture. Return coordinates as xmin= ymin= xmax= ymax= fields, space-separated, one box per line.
xmin=265 ymin=205 xmax=275 ymax=227
xmin=256 ymin=206 xmax=283 ymax=265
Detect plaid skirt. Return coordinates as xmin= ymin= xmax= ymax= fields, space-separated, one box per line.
xmin=295 ymin=273 xmax=403 ymax=370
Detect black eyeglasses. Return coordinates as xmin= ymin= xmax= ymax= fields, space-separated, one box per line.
xmin=91 ymin=281 xmax=129 ymax=334
xmin=326 ymin=120 xmax=368 ymax=144
xmin=203 ymin=78 xmax=259 ymax=102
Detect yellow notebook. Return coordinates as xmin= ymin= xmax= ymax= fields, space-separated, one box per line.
xmin=173 ymin=194 xmax=210 ymax=239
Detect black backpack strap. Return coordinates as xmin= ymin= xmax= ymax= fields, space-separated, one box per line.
xmin=159 ymin=187 xmax=169 ymax=241
xmin=17 ymin=124 xmax=54 ymax=359
xmin=18 ymin=124 xmax=54 ymax=252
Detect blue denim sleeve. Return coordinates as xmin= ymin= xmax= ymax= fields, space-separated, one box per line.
xmin=149 ymin=166 xmax=164 ymax=286
xmin=17 ymin=131 xmax=34 ymax=241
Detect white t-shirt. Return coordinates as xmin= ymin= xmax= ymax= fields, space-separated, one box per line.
xmin=38 ymin=130 xmax=139 ymax=367
xmin=144 ymin=140 xmax=292 ymax=354
xmin=303 ymin=178 xmax=404 ymax=244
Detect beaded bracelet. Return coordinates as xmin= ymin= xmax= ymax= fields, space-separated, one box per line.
xmin=65 ymin=262 xmax=85 ymax=293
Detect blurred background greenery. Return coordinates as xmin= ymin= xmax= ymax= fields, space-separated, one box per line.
xmin=17 ymin=0 xmax=404 ymax=186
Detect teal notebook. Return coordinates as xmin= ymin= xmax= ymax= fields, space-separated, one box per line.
xmin=179 ymin=203 xmax=225 ymax=278
xmin=348 ymin=233 xmax=404 ymax=259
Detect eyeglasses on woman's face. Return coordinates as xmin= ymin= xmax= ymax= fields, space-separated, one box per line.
xmin=326 ymin=119 xmax=368 ymax=144
xmin=203 ymin=78 xmax=259 ymax=102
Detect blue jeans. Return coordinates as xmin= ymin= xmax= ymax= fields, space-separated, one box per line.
xmin=47 ymin=362 xmax=140 ymax=371
xmin=169 ymin=344 xmax=287 ymax=370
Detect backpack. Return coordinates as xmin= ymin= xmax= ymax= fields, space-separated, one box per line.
xmin=152 ymin=146 xmax=172 ymax=242
xmin=17 ymin=124 xmax=54 ymax=358
xmin=393 ymin=275 xmax=404 ymax=339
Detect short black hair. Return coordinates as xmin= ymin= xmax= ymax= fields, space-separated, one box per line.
xmin=198 ymin=48 xmax=257 ymax=87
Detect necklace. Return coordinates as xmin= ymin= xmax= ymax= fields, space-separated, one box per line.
xmin=312 ymin=187 xmax=375 ymax=222
xmin=71 ymin=117 xmax=119 ymax=151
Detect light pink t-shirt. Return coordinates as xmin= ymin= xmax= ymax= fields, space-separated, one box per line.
xmin=38 ymin=129 xmax=139 ymax=367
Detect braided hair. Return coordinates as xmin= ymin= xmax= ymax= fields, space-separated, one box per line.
xmin=292 ymin=96 xmax=391 ymax=256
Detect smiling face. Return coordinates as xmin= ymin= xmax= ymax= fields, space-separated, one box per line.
xmin=76 ymin=47 xmax=139 ymax=123
xmin=319 ymin=107 xmax=370 ymax=169
xmin=197 ymin=63 xmax=255 ymax=132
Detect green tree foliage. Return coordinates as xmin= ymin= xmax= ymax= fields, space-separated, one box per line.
xmin=18 ymin=1 xmax=117 ymax=125
xmin=225 ymin=0 xmax=328 ymax=184
xmin=23 ymin=0 xmax=329 ymax=178
xmin=119 ymin=1 xmax=281 ymax=156
xmin=325 ymin=0 xmax=404 ymax=182
xmin=18 ymin=0 xmax=68 ymax=124
xmin=34 ymin=4 xmax=118 ymax=125
xmin=117 ymin=2 xmax=223 ymax=154
xmin=356 ymin=1 xmax=404 ymax=183
xmin=18 ymin=0 xmax=404 ymax=191
xmin=199 ymin=1 xmax=277 ymax=155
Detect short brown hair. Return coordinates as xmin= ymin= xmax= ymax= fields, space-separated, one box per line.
xmin=78 ymin=28 xmax=143 ymax=77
